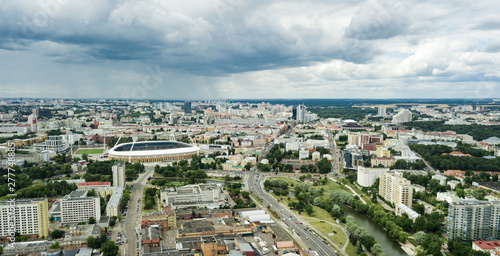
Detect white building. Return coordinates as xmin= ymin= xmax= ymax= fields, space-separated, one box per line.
xmin=395 ymin=204 xmax=420 ymax=221
xmin=34 ymin=135 xmax=69 ymax=153
xmin=378 ymin=107 xmax=387 ymax=117
xmin=392 ymin=109 xmax=412 ymax=124
xmin=112 ymin=161 xmax=126 ymax=188
xmin=60 ymin=191 xmax=101 ymax=224
xmin=299 ymin=149 xmax=309 ymax=160
xmin=357 ymin=166 xmax=390 ymax=187
xmin=160 ymin=184 xmax=223 ymax=208
xmin=285 ymin=142 xmax=300 ymax=152
xmin=105 ymin=187 xmax=123 ymax=217
xmin=432 ymin=174 xmax=447 ymax=186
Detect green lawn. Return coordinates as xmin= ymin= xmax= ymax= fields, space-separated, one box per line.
xmin=76 ymin=148 xmax=104 ymax=154
xmin=301 ymin=206 xmax=358 ymax=256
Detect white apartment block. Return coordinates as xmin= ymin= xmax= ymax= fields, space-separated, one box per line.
xmin=112 ymin=162 xmax=126 ymax=188
xmin=0 ymin=198 xmax=49 ymax=239
xmin=60 ymin=191 xmax=101 ymax=224
xmin=357 ymin=166 xmax=389 ymax=187
xmin=379 ymin=171 xmax=413 ymax=208
xmin=160 ymin=184 xmax=223 ymax=208
xmin=447 ymin=197 xmax=500 ymax=240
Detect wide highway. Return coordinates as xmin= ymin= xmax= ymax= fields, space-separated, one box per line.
xmin=247 ymin=170 xmax=341 ymax=256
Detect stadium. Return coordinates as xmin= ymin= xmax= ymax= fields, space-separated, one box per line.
xmin=107 ymin=141 xmax=200 ymax=163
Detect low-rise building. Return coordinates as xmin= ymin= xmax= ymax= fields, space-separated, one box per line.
xmin=395 ymin=204 xmax=421 ymax=221
xmin=160 ymin=184 xmax=224 ymax=208
xmin=2 ymin=241 xmax=53 ymax=255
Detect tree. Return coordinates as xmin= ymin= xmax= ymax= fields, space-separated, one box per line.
xmin=412 ymin=204 xmax=425 ymax=215
xmin=50 ymin=230 xmax=63 ymax=239
xmin=244 ymin=162 xmax=252 ymax=171
xmin=82 ymin=153 xmax=88 ymax=160
xmin=371 ymin=243 xmax=385 ymax=256
xmin=50 ymin=241 xmax=61 ymax=249
xmin=357 ymin=243 xmax=363 ymax=254
xmin=87 ymin=236 xmax=97 ymax=248
xmin=101 ymin=240 xmax=119 ymax=256
xmin=413 ymin=216 xmax=426 ymax=232
xmin=305 ymin=205 xmax=313 ymax=215
xmin=414 ymin=231 xmax=426 ymax=245
xmin=456 ymin=188 xmax=465 ymax=198
xmin=89 ymin=217 xmax=96 ymax=224
xmin=493 ymin=174 xmax=499 ymax=182
xmin=317 ymin=158 xmax=332 ymax=174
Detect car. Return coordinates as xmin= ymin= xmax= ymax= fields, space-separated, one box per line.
xmin=295 ymin=222 xmax=298 ymax=224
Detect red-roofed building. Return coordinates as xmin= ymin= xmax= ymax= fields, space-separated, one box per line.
xmin=444 ymin=170 xmax=466 ymax=179
xmin=77 ymin=181 xmax=112 ymax=196
xmin=472 ymin=240 xmax=500 ymax=253
xmin=441 ymin=151 xmax=473 ymax=157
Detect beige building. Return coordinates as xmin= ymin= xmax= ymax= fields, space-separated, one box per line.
xmin=371 ymin=157 xmax=396 ymax=168
xmin=0 ymin=198 xmax=49 ymax=240
xmin=379 ymin=171 xmax=413 ymax=208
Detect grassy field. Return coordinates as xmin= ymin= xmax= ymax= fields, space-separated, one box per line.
xmin=265 ymin=177 xmax=369 ymax=256
xmin=76 ymin=148 xmax=104 ymax=154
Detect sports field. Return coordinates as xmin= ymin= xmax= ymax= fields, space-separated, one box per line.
xmin=75 ymin=148 xmax=104 ymax=154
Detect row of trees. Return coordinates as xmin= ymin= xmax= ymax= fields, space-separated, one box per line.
xmin=346 ymin=215 xmax=385 ymax=256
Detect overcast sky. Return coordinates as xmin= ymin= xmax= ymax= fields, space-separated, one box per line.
xmin=1 ymin=0 xmax=499 ymax=100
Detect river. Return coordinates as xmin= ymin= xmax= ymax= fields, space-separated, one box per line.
xmin=342 ymin=206 xmax=408 ymax=256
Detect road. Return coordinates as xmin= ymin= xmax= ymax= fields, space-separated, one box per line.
xmin=247 ymin=170 xmax=342 ymax=256
xmin=123 ymin=167 xmax=155 ymax=256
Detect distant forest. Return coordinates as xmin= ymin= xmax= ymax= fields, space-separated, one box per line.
xmin=403 ymin=121 xmax=500 ymax=141
xmin=308 ymin=107 xmax=377 ymax=121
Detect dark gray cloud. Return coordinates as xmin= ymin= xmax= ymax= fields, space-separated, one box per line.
xmin=0 ymin=0 xmax=499 ymax=99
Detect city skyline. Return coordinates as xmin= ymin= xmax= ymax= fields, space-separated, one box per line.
xmin=0 ymin=0 xmax=499 ymax=99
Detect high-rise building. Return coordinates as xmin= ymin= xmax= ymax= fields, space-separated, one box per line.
xmin=292 ymin=106 xmax=297 ymax=120
xmin=0 ymin=198 xmax=49 ymax=239
xmin=447 ymin=197 xmax=500 ymax=240
xmin=378 ymin=107 xmax=387 ymax=117
xmin=392 ymin=109 xmax=412 ymax=123
xmin=296 ymin=104 xmax=306 ymax=122
xmin=357 ymin=166 xmax=389 ymax=187
xmin=379 ymin=171 xmax=413 ymax=208
xmin=184 ymin=101 xmax=192 ymax=114
xmin=112 ymin=162 xmax=126 ymax=188
xmin=60 ymin=191 xmax=101 ymax=224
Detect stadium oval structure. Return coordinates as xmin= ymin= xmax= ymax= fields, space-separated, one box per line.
xmin=108 ymin=141 xmax=199 ymax=163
